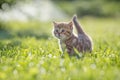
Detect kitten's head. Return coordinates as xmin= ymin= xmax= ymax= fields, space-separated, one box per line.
xmin=53 ymin=21 xmax=73 ymax=40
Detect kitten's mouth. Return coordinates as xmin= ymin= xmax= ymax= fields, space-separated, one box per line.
xmin=56 ymin=34 xmax=66 ymax=40
xmin=57 ymin=34 xmax=61 ymax=38
xmin=59 ymin=35 xmax=67 ymax=40
xmin=58 ymin=36 xmax=61 ymax=39
xmin=56 ymin=35 xmax=62 ymax=39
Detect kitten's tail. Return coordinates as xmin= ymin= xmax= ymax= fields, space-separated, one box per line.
xmin=72 ymin=15 xmax=85 ymax=35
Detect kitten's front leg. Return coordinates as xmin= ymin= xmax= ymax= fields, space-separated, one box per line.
xmin=59 ymin=40 xmax=66 ymax=53
xmin=66 ymin=46 xmax=75 ymax=56
xmin=59 ymin=41 xmax=67 ymax=57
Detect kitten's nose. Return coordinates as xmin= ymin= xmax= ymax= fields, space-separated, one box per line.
xmin=58 ymin=33 xmax=60 ymax=36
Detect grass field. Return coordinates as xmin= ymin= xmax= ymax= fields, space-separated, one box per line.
xmin=0 ymin=17 xmax=120 ymax=80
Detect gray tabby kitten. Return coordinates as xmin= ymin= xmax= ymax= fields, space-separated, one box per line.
xmin=53 ymin=15 xmax=93 ymax=55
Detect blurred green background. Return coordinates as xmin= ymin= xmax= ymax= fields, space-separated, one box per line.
xmin=52 ymin=0 xmax=120 ymax=17
xmin=0 ymin=0 xmax=120 ymax=35
xmin=0 ymin=0 xmax=120 ymax=17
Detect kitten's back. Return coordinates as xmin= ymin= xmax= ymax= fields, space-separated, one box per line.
xmin=73 ymin=15 xmax=93 ymax=52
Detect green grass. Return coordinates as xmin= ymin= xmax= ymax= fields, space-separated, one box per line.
xmin=0 ymin=17 xmax=120 ymax=80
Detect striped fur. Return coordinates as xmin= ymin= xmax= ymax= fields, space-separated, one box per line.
xmin=53 ymin=15 xmax=93 ymax=55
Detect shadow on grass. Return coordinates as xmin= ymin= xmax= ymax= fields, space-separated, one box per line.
xmin=0 ymin=21 xmax=50 ymax=40
xmin=17 ymin=30 xmax=49 ymax=39
xmin=0 ymin=29 xmax=50 ymax=50
xmin=0 ymin=29 xmax=50 ymax=40
xmin=0 ymin=30 xmax=14 ymax=40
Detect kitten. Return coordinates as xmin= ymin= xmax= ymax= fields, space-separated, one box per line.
xmin=53 ymin=15 xmax=93 ymax=55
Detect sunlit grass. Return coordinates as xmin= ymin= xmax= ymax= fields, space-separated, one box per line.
xmin=0 ymin=17 xmax=120 ymax=80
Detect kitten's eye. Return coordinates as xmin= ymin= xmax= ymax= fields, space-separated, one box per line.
xmin=61 ymin=29 xmax=65 ymax=32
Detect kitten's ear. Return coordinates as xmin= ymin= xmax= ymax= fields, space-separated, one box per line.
xmin=68 ymin=21 xmax=73 ymax=29
xmin=53 ymin=21 xmax=57 ymax=26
